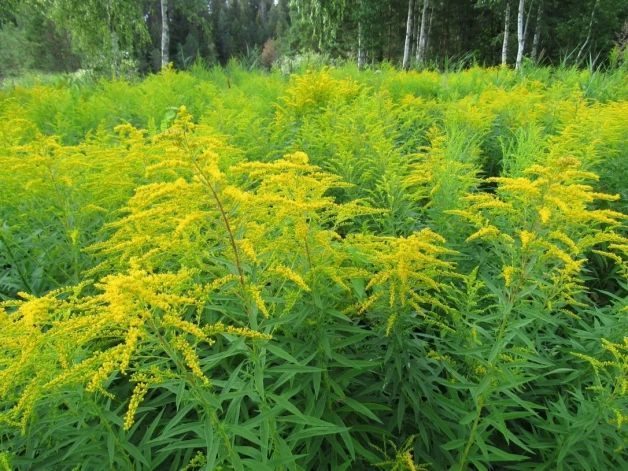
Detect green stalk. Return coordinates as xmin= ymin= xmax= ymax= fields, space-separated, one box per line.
xmin=458 ymin=396 xmax=484 ymax=471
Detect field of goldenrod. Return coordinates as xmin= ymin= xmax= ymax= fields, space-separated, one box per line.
xmin=1 ymin=64 xmax=628 ymax=470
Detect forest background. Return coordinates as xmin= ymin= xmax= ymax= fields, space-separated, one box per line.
xmin=1 ymin=0 xmax=628 ymax=80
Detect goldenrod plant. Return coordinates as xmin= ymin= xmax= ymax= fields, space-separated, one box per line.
xmin=1 ymin=63 xmax=628 ymax=470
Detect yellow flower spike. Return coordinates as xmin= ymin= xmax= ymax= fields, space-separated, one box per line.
xmin=466 ymin=226 xmax=501 ymax=243
xmin=249 ymin=285 xmax=270 ymax=318
xmin=86 ymin=355 xmax=120 ymax=393
xmin=172 ymin=336 xmax=211 ymax=387
xmin=0 ymin=452 xmax=11 ymax=471
xmin=271 ymin=265 xmax=311 ymax=292
xmin=357 ymin=293 xmax=383 ymax=316
xmin=119 ymin=327 xmax=143 ymax=374
xmin=287 ymin=151 xmax=309 ymax=165
xmin=16 ymin=292 xmax=35 ymax=301
xmin=389 ymin=283 xmax=396 ymax=308
xmin=161 ymin=314 xmax=214 ymax=346
xmin=558 ymin=309 xmax=582 ymax=320
xmin=239 ymin=238 xmax=257 ymax=262
xmin=225 ymin=325 xmax=272 ymax=341
xmin=503 ymin=266 xmax=516 ymax=287
xmin=539 ymin=207 xmax=551 ymax=224
xmin=520 ymin=230 xmax=535 ymax=248
xmin=385 ymin=312 xmax=398 ymax=337
xmin=123 ymin=382 xmax=150 ymax=431
xmin=549 ymin=231 xmax=579 ymax=254
xmin=203 ymin=274 xmax=241 ymax=293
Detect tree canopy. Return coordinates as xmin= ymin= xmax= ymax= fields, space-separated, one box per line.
xmin=1 ymin=0 xmax=627 ymax=77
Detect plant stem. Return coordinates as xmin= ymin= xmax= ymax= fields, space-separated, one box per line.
xmin=194 ymin=164 xmax=246 ymax=294
xmin=148 ymin=318 xmax=236 ymax=458
xmin=458 ymin=396 xmax=484 ymax=471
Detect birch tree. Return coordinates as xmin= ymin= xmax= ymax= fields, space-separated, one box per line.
xmin=161 ymin=0 xmax=169 ymax=68
xmin=357 ymin=21 xmax=366 ymax=69
xmin=160 ymin=0 xmax=212 ymax=69
xmin=531 ymin=1 xmax=542 ymax=62
xmin=416 ymin=0 xmax=429 ymax=63
xmin=575 ymin=0 xmax=600 ymax=64
xmin=414 ymin=1 xmax=421 ymax=57
xmin=402 ymin=0 xmax=415 ymax=69
xmin=502 ymin=0 xmax=511 ymax=65
xmin=515 ymin=0 xmax=525 ymax=69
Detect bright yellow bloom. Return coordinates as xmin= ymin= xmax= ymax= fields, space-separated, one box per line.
xmin=520 ymin=230 xmax=535 ymax=248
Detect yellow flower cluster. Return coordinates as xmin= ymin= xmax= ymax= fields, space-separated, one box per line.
xmin=449 ymin=156 xmax=628 ymax=318
xmin=345 ymin=229 xmax=457 ymax=333
xmin=0 ymin=261 xmax=273 ymax=430
xmin=275 ymin=68 xmax=363 ymax=122
xmin=124 ymin=382 xmax=150 ymax=431
xmin=172 ymin=335 xmax=211 ymax=386
xmin=1 ymin=72 xmax=627 ymax=468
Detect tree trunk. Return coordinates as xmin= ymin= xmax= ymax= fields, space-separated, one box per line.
xmin=414 ymin=1 xmax=421 ymax=57
xmin=411 ymin=0 xmax=418 ymax=58
xmin=515 ymin=0 xmax=525 ymax=69
xmin=161 ymin=0 xmax=170 ymax=69
xmin=575 ymin=0 xmax=600 ymax=64
xmin=502 ymin=1 xmax=511 ymax=66
xmin=531 ymin=2 xmax=542 ymax=62
xmin=425 ymin=2 xmax=434 ymax=57
xmin=111 ymin=31 xmax=120 ymax=78
xmin=358 ymin=21 xmax=366 ymax=69
xmin=402 ymin=0 xmax=415 ymax=69
xmin=523 ymin=0 xmax=534 ymax=46
xmin=416 ymin=0 xmax=429 ymax=63
xmin=106 ymin=0 xmax=119 ymax=78
xmin=259 ymin=0 xmax=267 ymax=24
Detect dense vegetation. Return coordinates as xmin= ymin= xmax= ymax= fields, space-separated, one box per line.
xmin=1 ymin=0 xmax=628 ymax=79
xmin=1 ymin=63 xmax=628 ymax=470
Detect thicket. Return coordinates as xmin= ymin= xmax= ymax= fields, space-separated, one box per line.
xmin=1 ymin=63 xmax=628 ymax=470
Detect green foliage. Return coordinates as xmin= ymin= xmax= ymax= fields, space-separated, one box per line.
xmin=1 ymin=64 xmax=628 ymax=470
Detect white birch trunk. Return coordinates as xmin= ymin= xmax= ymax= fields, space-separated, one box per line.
xmin=414 ymin=2 xmax=421 ymax=56
xmin=515 ymin=0 xmax=525 ymax=69
xmin=502 ymin=1 xmax=511 ymax=66
xmin=575 ymin=0 xmax=600 ymax=64
xmin=403 ymin=0 xmax=415 ymax=69
xmin=531 ymin=3 xmax=542 ymax=62
xmin=416 ymin=0 xmax=429 ymax=63
xmin=161 ymin=0 xmax=170 ymax=69
xmin=358 ymin=22 xmax=366 ymax=69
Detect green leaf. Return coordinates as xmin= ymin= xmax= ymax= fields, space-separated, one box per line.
xmin=265 ymin=343 xmax=300 ymax=365
xmin=288 ymin=425 xmax=349 ymax=443
xmin=339 ymin=397 xmax=383 ymax=424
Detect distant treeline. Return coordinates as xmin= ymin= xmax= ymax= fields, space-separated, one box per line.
xmin=1 ymin=0 xmax=627 ymax=77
